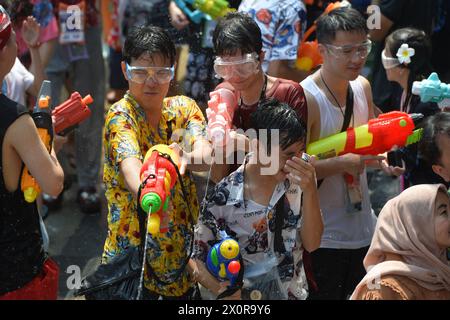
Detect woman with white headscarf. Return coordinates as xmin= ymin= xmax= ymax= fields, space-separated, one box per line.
xmin=351 ymin=184 xmax=450 ymax=300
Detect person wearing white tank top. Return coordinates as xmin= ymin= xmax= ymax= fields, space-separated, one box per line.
xmin=300 ymin=7 xmax=400 ymax=300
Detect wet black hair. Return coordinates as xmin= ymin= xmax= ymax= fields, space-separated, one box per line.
xmin=385 ymin=27 xmax=433 ymax=111
xmin=213 ymin=12 xmax=262 ymax=56
xmin=419 ymin=112 xmax=450 ymax=166
xmin=316 ymin=7 xmax=368 ymax=44
xmin=123 ymin=25 xmax=176 ymax=65
xmin=250 ymin=98 xmax=306 ymax=154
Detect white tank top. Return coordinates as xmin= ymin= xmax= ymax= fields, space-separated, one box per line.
xmin=301 ymin=76 xmax=377 ymax=249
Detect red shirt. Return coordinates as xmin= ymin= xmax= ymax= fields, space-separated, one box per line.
xmin=216 ymin=78 xmax=308 ymax=131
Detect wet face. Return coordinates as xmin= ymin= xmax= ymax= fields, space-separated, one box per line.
xmin=320 ymin=30 xmax=370 ymax=81
xmin=432 ymin=134 xmax=450 ymax=182
xmin=121 ymin=53 xmax=172 ymax=111
xmin=434 ymin=190 xmax=450 ymax=249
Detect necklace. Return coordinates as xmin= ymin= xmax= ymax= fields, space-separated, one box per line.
xmin=238 ymin=74 xmax=268 ymax=107
xmin=320 ymin=70 xmax=346 ymax=119
xmin=238 ymin=74 xmax=268 ymax=127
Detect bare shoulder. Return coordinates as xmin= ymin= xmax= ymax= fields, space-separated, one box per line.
xmin=5 ymin=113 xmax=35 ymax=145
xmin=303 ymin=88 xmax=319 ymax=119
xmin=302 ymin=85 xmax=321 ymax=144
xmin=356 ymin=75 xmax=372 ymax=92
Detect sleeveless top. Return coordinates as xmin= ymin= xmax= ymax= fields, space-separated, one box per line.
xmin=0 ymin=94 xmax=45 ymax=295
xmin=301 ymin=76 xmax=377 ymax=249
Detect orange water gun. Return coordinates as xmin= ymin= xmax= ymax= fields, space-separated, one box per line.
xmin=21 ymin=80 xmax=54 ymax=203
xmin=296 ymin=1 xmax=349 ymax=71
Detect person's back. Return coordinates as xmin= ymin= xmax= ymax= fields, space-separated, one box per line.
xmin=0 ymin=94 xmax=45 ymax=295
xmin=0 ymin=7 xmax=63 ymax=298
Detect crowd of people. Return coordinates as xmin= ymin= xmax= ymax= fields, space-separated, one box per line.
xmin=0 ymin=0 xmax=449 ymax=301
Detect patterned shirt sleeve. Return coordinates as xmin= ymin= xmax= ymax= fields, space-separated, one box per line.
xmin=183 ymin=97 xmax=208 ymax=147
xmin=105 ymin=109 xmax=142 ymax=166
xmin=270 ymin=3 xmax=305 ymax=62
xmin=194 ymin=205 xmax=218 ymax=263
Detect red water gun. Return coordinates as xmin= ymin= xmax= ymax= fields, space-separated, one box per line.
xmin=139 ymin=145 xmax=181 ymax=235
xmin=306 ymin=111 xmax=424 ymax=159
xmin=52 ymin=92 xmax=94 ymax=135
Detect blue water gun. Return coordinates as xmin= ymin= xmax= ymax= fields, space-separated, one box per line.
xmin=173 ymin=0 xmax=234 ymax=24
xmin=206 ymin=231 xmax=241 ymax=287
xmin=412 ymin=73 xmax=450 ymax=108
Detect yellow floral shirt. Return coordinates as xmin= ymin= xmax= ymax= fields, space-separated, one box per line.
xmin=103 ymin=92 xmax=207 ymax=297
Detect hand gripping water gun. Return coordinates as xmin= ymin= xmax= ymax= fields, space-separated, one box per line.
xmin=52 ymin=92 xmax=94 ymax=136
xmin=173 ymin=0 xmax=235 ymax=24
xmin=139 ymin=144 xmax=181 ymax=235
xmin=206 ymin=88 xmax=237 ymax=147
xmin=412 ymin=73 xmax=450 ymax=109
xmin=21 ymin=80 xmax=54 ymax=203
xmin=296 ymin=1 xmax=350 ymax=71
xmin=306 ymin=111 xmax=424 ymax=160
xmin=206 ymin=231 xmax=241 ymax=287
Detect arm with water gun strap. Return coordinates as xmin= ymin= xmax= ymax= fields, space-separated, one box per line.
xmin=21 ymin=80 xmax=54 ymax=203
xmin=139 ymin=144 xmax=181 ymax=235
xmin=173 ymin=0 xmax=235 ymax=24
xmin=412 ymin=72 xmax=450 ymax=109
xmin=306 ymin=111 xmax=424 ymax=160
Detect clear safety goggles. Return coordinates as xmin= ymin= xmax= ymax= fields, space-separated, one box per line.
xmin=125 ymin=63 xmax=175 ymax=84
xmin=213 ymin=52 xmax=259 ymax=80
xmin=325 ymin=40 xmax=372 ymax=60
xmin=381 ymin=49 xmax=401 ymax=69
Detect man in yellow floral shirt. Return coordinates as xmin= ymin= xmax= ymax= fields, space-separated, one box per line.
xmin=103 ymin=25 xmax=212 ymax=299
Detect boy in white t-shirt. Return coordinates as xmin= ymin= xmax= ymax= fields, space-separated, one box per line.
xmin=3 ymin=15 xmax=44 ymax=108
